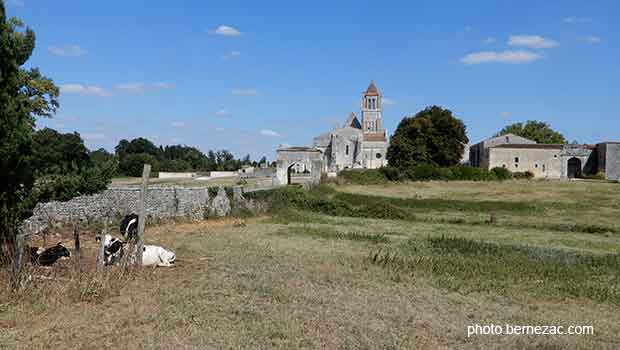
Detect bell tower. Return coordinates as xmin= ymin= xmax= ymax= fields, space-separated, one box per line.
xmin=361 ymin=81 xmax=384 ymax=133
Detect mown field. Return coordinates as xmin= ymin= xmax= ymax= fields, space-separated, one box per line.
xmin=1 ymin=180 xmax=619 ymax=349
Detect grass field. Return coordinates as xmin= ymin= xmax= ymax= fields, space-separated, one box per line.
xmin=1 ymin=180 xmax=619 ymax=349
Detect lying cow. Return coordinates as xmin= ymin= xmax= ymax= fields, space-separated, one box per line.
xmin=28 ymin=242 xmax=71 ymax=266
xmin=96 ymin=234 xmax=126 ymax=266
xmin=119 ymin=214 xmax=139 ymax=240
xmin=140 ymin=245 xmax=176 ymax=267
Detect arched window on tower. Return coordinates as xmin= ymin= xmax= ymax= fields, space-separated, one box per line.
xmin=346 ymin=144 xmax=349 ymax=156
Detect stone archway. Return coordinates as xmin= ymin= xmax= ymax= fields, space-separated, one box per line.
xmin=275 ymin=147 xmax=324 ymax=186
xmin=567 ymin=157 xmax=582 ymax=179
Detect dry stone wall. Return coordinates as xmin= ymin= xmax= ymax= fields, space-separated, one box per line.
xmin=22 ymin=186 xmax=246 ymax=235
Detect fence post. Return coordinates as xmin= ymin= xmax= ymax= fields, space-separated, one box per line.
xmin=96 ymin=219 xmax=108 ymax=270
xmin=10 ymin=232 xmax=25 ymax=291
xmin=136 ymin=164 xmax=151 ymax=265
xmin=73 ymin=222 xmax=81 ymax=277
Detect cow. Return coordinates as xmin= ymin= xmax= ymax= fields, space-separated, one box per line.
xmin=28 ymin=242 xmax=71 ymax=266
xmin=141 ymin=245 xmax=176 ymax=267
xmin=119 ymin=214 xmax=139 ymax=240
xmin=96 ymin=234 xmax=126 ymax=266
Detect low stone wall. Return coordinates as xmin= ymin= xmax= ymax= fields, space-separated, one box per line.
xmin=21 ymin=185 xmax=251 ymax=235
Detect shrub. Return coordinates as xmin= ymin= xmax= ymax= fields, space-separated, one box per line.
xmin=379 ymin=166 xmax=402 ymax=181
xmin=338 ymin=169 xmax=388 ymax=185
xmin=581 ymin=171 xmax=606 ymax=180
xmin=513 ymin=170 xmax=534 ymax=180
xmin=490 ymin=167 xmax=513 ymax=180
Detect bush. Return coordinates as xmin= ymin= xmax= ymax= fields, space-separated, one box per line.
xmin=379 ymin=166 xmax=402 ymax=181
xmin=581 ymin=171 xmax=606 ymax=180
xmin=338 ymin=169 xmax=388 ymax=185
xmin=513 ymin=171 xmax=534 ymax=180
xmin=490 ymin=167 xmax=513 ymax=180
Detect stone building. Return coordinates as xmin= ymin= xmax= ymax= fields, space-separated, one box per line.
xmin=470 ymin=135 xmax=620 ymax=180
xmin=313 ymin=81 xmax=389 ymax=171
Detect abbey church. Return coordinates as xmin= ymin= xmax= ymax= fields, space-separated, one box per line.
xmin=313 ymin=81 xmax=389 ymax=171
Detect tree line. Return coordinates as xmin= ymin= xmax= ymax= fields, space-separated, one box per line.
xmin=111 ymin=137 xmax=268 ymax=177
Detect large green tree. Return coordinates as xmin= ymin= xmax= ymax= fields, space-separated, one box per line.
xmin=1 ymin=1 xmax=59 ymax=249
xmin=495 ymin=120 xmax=566 ymax=144
xmin=387 ymin=106 xmax=468 ymax=168
xmin=31 ymin=128 xmax=91 ymax=174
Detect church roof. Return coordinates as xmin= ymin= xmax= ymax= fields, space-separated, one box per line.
xmin=364 ymin=81 xmax=380 ymax=96
xmin=343 ymin=112 xmax=362 ymax=129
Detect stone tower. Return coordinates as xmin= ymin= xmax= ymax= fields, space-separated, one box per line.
xmin=361 ymin=81 xmax=384 ymax=134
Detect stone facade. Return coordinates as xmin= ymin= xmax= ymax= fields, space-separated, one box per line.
xmin=597 ymin=142 xmax=620 ymax=180
xmin=274 ymin=147 xmax=323 ymax=186
xmin=469 ymin=134 xmax=537 ymax=168
xmin=313 ymin=81 xmax=389 ymax=171
xmin=472 ymin=134 xmax=620 ymax=180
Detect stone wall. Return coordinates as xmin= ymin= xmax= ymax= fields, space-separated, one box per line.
xmin=22 ymin=186 xmax=248 ymax=235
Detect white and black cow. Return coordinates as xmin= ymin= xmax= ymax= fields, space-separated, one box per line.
xmin=96 ymin=234 xmax=126 ymax=266
xmin=119 ymin=214 xmax=139 ymax=240
xmin=28 ymin=242 xmax=71 ymax=266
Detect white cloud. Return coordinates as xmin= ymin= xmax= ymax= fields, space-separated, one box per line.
xmin=114 ymin=82 xmax=175 ymax=94
xmin=215 ymin=109 xmax=231 ymax=117
xmin=483 ymin=37 xmax=496 ymax=44
xmin=223 ymin=51 xmax=241 ymax=60
xmin=461 ymin=50 xmax=542 ymax=65
xmin=260 ymin=129 xmax=280 ymax=137
xmin=82 ymin=133 xmax=106 ymax=141
xmin=60 ymin=84 xmax=111 ymax=97
xmin=48 ymin=45 xmax=87 ymax=57
xmin=232 ymin=88 xmax=258 ymax=96
xmin=508 ymin=35 xmax=559 ymax=49
xmin=382 ymin=97 xmax=396 ymax=106
xmin=580 ymin=35 xmax=601 ymax=44
xmin=563 ymin=17 xmax=592 ymax=24
xmin=114 ymin=83 xmax=146 ymax=94
xmin=153 ymin=82 xmax=175 ymax=89
xmin=213 ymin=25 xmax=241 ymax=37
xmin=171 ymin=121 xmax=186 ymax=128
xmin=500 ymin=111 xmax=512 ymax=117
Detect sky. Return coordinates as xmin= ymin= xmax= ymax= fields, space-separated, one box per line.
xmin=6 ymin=0 xmax=620 ymax=160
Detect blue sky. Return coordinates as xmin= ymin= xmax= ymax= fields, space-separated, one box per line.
xmin=7 ymin=0 xmax=619 ymax=159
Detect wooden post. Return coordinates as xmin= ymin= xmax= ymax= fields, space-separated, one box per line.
xmin=96 ymin=219 xmax=108 ymax=270
xmin=135 ymin=164 xmax=151 ymax=265
xmin=10 ymin=232 xmax=25 ymax=291
xmin=73 ymin=222 xmax=81 ymax=276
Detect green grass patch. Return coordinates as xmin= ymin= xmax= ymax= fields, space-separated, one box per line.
xmin=369 ymin=236 xmax=620 ymax=304
xmin=275 ymin=226 xmax=389 ymax=244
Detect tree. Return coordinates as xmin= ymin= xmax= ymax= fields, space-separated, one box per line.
xmin=119 ymin=153 xmax=160 ymax=177
xmin=495 ymin=120 xmax=566 ymax=144
xmin=31 ymin=128 xmax=91 ymax=174
xmin=387 ymin=106 xmax=468 ymax=168
xmin=1 ymin=2 xmax=59 ymax=255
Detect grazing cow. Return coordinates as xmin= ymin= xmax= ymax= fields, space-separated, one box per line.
xmin=141 ymin=245 xmax=176 ymax=267
xmin=119 ymin=214 xmax=139 ymax=240
xmin=28 ymin=242 xmax=71 ymax=266
xmin=96 ymin=234 xmax=126 ymax=266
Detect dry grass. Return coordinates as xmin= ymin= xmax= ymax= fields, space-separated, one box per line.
xmin=1 ymin=181 xmax=619 ymax=349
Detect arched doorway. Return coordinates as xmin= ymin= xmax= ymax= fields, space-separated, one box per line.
xmin=286 ymin=163 xmax=296 ymax=185
xmin=567 ymin=157 xmax=582 ymax=179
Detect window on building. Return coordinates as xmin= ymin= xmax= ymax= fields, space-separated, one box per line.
xmin=502 ymin=164 xmax=506 ymax=168
xmin=345 ymin=145 xmax=349 ymax=156
xmin=554 ymin=154 xmax=558 ymax=158
xmin=535 ymin=164 xmax=538 ymax=168
xmin=505 ymin=136 xmax=509 ymax=142
xmin=376 ymin=153 xmax=382 ymax=159
xmin=542 ymin=164 xmax=546 ymax=172
xmin=515 ymin=157 xmax=519 ymax=163
xmin=515 ymin=164 xmax=519 ymax=168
